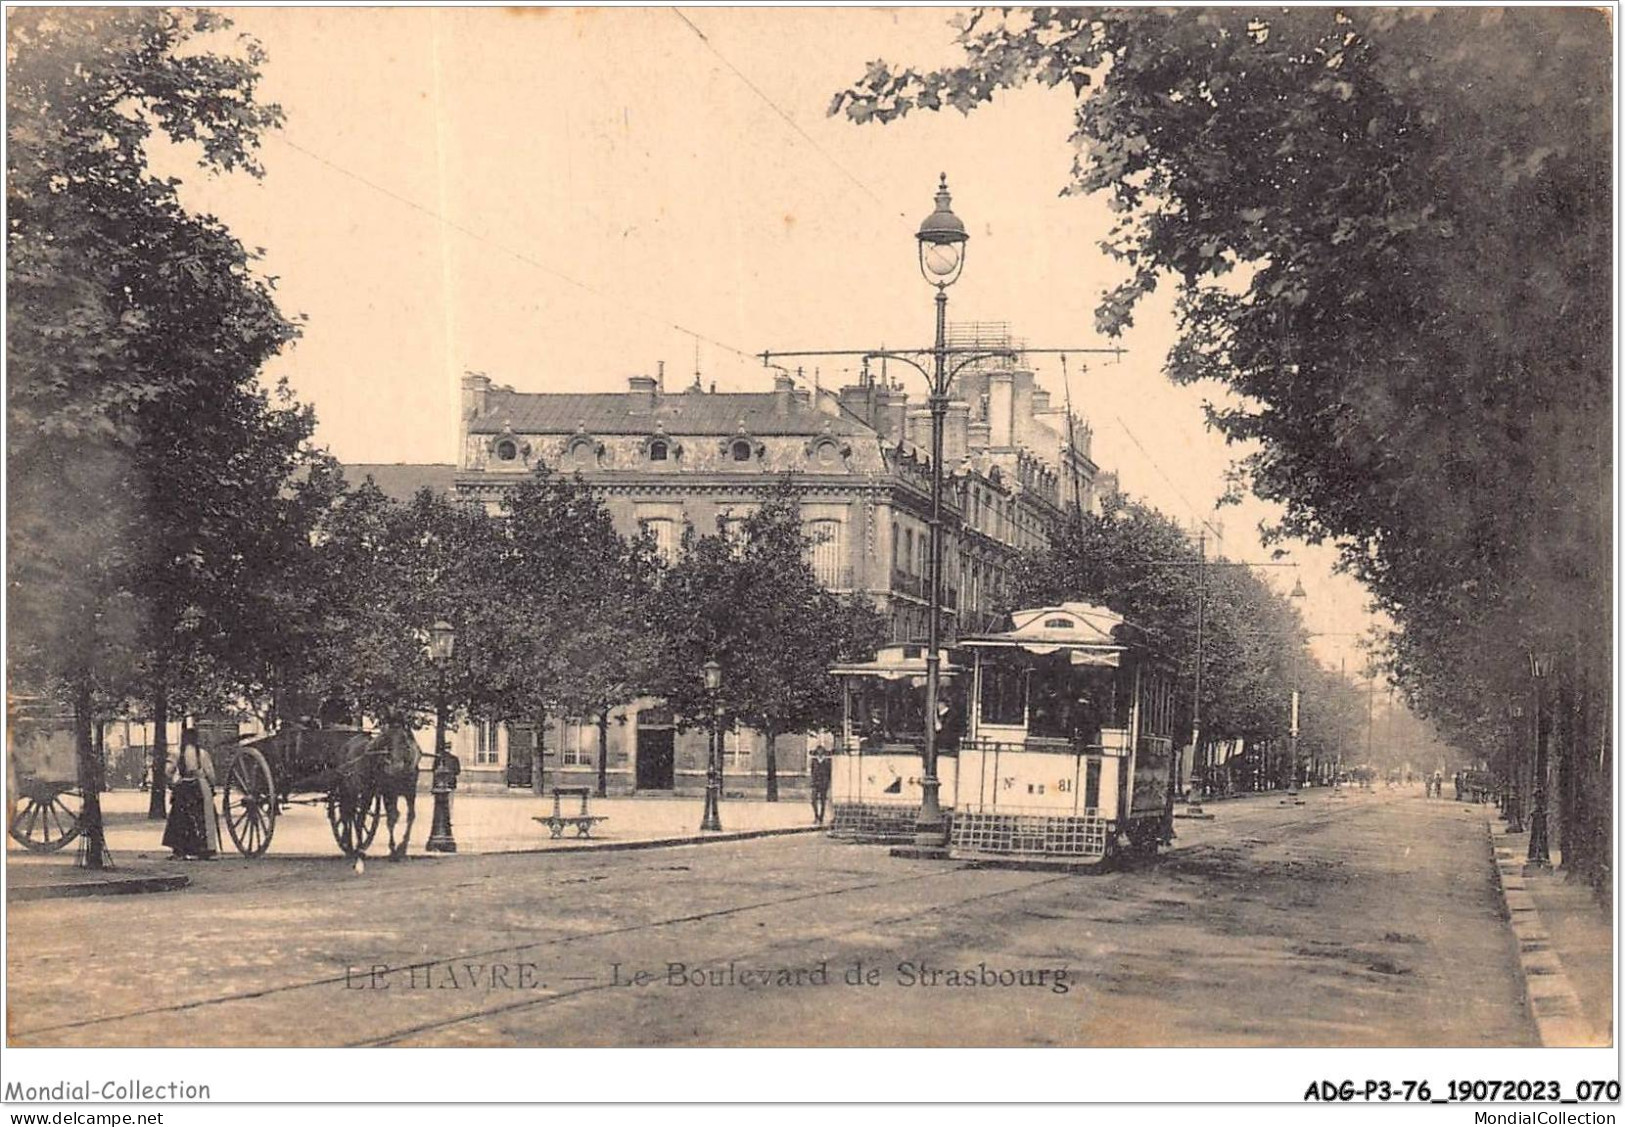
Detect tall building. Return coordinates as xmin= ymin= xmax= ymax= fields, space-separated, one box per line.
xmin=367 ymin=328 xmax=1103 ymax=794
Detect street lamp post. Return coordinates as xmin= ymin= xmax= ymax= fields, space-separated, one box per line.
xmin=425 ymin=619 xmax=458 ymax=853
xmin=701 ymin=659 xmax=724 ymax=832
xmin=760 ymin=179 xmax=1122 ymax=857
xmin=1526 ymin=649 xmax=1554 ymax=867
xmin=910 ymin=173 xmax=969 ymax=854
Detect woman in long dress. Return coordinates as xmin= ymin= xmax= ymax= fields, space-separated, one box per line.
xmin=162 ymin=729 xmax=220 ymax=859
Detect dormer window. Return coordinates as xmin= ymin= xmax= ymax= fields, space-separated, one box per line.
xmin=731 ymin=439 xmax=753 ymax=462
xmin=495 ymin=439 xmax=519 ymax=462
xmin=649 ymin=440 xmax=669 ymax=462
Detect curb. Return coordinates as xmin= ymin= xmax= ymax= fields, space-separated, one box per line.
xmin=480 ymin=823 xmax=825 ymax=857
xmin=1485 ymin=818 xmax=1594 ymax=1047
xmin=8 ymin=872 xmax=190 ymax=902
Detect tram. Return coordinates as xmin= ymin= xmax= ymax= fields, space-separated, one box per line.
xmin=827 ymin=644 xmax=964 ymax=843
xmin=950 ymin=603 xmax=1177 ymax=865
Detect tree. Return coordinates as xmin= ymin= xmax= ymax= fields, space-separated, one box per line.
xmin=658 ymin=483 xmax=886 ymax=800
xmin=518 ymin=475 xmax=665 ymax=799
xmin=834 ymin=9 xmax=1610 ymax=891
xmin=1011 ymin=495 xmax=1321 ymax=791
xmin=8 ymin=9 xmax=293 ymax=862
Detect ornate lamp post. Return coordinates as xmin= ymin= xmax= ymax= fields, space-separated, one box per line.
xmin=761 ymin=177 xmax=1119 ymax=855
xmin=908 ymin=174 xmax=969 ymax=853
xmin=1526 ymin=648 xmax=1554 ymax=867
xmin=425 ymin=619 xmax=459 ymax=853
xmin=701 ymin=658 xmax=724 ymax=832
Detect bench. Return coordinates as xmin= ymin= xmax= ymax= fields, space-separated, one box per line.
xmin=534 ymin=786 xmax=608 ymax=839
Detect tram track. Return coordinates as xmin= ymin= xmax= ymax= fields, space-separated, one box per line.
xmin=352 ymin=866 xmax=1085 ymax=1046
xmin=11 ymin=795 xmax=1366 ymax=1046
xmin=8 ymin=851 xmax=971 ymax=1044
xmin=353 ymin=800 xmax=1366 ymax=1046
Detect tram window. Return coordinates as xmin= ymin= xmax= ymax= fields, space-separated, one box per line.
xmin=1084 ymin=758 xmax=1101 ymax=812
xmin=1028 ymin=662 xmax=1075 ymax=739
xmin=980 ymin=665 xmax=1026 ymax=726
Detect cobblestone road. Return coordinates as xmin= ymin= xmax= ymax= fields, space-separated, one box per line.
xmin=6 ymin=787 xmax=1537 ymax=1047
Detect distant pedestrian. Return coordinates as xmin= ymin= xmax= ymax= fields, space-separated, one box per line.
xmin=809 ymin=744 xmax=833 ymax=825
xmin=162 ymin=729 xmax=220 ymax=860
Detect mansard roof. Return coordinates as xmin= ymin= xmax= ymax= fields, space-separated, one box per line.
xmin=469 ymin=388 xmax=874 ymax=438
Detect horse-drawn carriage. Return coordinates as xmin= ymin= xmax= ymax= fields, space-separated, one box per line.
xmin=215 ymin=725 xmax=423 ymax=859
xmin=7 ymin=700 xmax=84 ymax=853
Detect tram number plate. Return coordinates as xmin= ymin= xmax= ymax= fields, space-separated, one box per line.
xmin=995 ymin=778 xmax=1075 ymax=796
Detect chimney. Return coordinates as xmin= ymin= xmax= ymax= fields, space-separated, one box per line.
xmin=791 ymin=387 xmax=812 ymax=410
xmin=944 ymin=401 xmax=971 ymax=464
xmin=462 ymin=370 xmax=491 ymax=421
xmin=839 ymin=383 xmax=875 ymax=429
xmin=1031 ymin=388 xmax=1051 ymax=414
xmin=1012 ymin=370 xmax=1035 ymax=446
xmin=967 ymin=419 xmax=992 ymax=452
xmin=875 ymin=385 xmax=907 ymax=442
xmin=628 ymin=374 xmax=658 ymax=411
xmin=774 ymin=373 xmax=794 ymax=415
xmin=987 ymin=370 xmax=1014 ymax=447
xmin=905 ymin=406 xmax=929 ymax=449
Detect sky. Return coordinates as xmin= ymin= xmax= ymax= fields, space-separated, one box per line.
xmin=158 ymin=6 xmax=1389 ymax=675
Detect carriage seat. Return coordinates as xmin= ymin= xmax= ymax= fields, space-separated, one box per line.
xmin=534 ymin=786 xmax=608 ymax=839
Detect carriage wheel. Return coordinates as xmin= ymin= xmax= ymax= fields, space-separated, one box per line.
xmin=8 ymin=787 xmax=83 ymax=853
xmin=222 ymin=748 xmax=278 ymax=858
xmin=326 ymin=784 xmax=383 ymax=858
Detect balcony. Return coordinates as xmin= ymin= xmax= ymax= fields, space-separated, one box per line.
xmin=890 ymin=569 xmax=926 ymax=600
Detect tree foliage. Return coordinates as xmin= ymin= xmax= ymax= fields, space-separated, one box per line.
xmin=657 ymin=482 xmax=886 ymax=799
xmin=7 ymin=9 xmax=299 ymax=855
xmin=835 ymin=7 xmax=1610 ymax=889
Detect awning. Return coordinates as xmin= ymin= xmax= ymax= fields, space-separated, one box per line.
xmin=830 ymin=644 xmax=961 ymax=680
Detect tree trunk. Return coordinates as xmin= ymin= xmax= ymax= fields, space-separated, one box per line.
xmin=1556 ymin=669 xmax=1578 ymax=872
xmin=764 ymin=727 xmax=779 ymax=802
xmin=147 ymin=679 xmax=169 ymax=820
xmin=74 ymin=674 xmax=109 ymax=870
xmin=532 ymin=707 xmax=548 ymax=797
xmin=596 ymin=712 xmax=609 ymax=798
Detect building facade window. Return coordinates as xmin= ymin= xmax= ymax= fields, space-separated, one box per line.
xmin=807 ymin=518 xmax=844 ymax=587
xmin=473 ymin=720 xmax=502 ymax=765
xmin=649 ymin=440 xmax=669 ymax=462
xmin=495 ymin=439 xmax=518 ymax=462
xmin=560 ymin=720 xmax=594 ymax=767
xmin=639 ymin=517 xmax=678 ymax=563
xmin=731 ymin=439 xmax=753 ymax=462
xmin=722 ymin=726 xmax=751 ymax=769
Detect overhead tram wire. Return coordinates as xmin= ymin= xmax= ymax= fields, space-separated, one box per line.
xmin=271 ymin=134 xmax=764 ymax=375
xmin=668 ymin=7 xmax=905 ymax=220
xmin=1113 ymin=413 xmax=1227 ymax=544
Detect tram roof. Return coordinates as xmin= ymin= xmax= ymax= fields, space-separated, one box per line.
xmin=829 ymin=643 xmax=962 ymax=680
xmin=958 ymin=603 xmax=1146 ymax=665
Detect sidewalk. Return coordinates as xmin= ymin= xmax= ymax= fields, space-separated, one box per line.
xmin=7 ymin=789 xmax=822 ymax=869
xmin=1488 ymin=811 xmax=1613 ymax=1047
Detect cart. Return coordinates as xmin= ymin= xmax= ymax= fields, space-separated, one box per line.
xmin=7 ymin=700 xmax=84 ymax=853
xmin=214 ymin=725 xmax=422 ymax=858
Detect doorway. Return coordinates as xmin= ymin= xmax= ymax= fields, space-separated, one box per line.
xmin=636 ymin=708 xmax=675 ymax=790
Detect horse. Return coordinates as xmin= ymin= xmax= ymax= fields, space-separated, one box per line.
xmin=370 ymin=724 xmax=423 ymax=860
xmin=332 ymin=724 xmax=423 ymax=860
